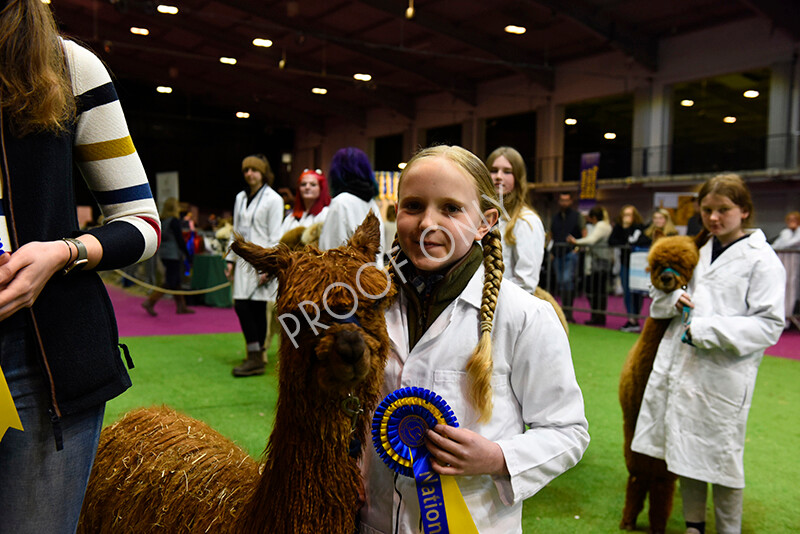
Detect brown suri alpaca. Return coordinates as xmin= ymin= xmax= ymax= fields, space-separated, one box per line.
xmin=279 ymin=221 xmax=324 ymax=250
xmin=619 ymin=234 xmax=702 ymax=534
xmin=78 ymin=213 xmax=394 ymax=534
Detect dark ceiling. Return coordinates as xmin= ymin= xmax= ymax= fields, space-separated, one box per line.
xmin=51 ymin=0 xmax=800 ymax=131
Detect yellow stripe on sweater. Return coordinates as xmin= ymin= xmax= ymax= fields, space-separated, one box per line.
xmin=75 ymin=136 xmax=136 ymax=162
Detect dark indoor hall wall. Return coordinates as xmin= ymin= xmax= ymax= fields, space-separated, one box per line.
xmin=74 ymin=77 xmax=295 ymax=216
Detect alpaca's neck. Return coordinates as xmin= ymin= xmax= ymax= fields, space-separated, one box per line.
xmin=238 ymin=399 xmax=363 ymax=534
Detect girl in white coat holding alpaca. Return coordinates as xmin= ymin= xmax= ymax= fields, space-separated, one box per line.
xmin=632 ymin=174 xmax=785 ymax=534
xmin=360 ymin=146 xmax=589 ymax=534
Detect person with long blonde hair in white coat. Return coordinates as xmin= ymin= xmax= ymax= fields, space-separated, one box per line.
xmin=485 ymin=146 xmax=545 ymax=294
xmin=360 ymin=146 xmax=588 ymax=534
xmin=632 ymin=174 xmax=785 ymax=534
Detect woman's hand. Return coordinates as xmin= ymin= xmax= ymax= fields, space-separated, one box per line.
xmin=0 ymin=241 xmax=71 ymax=321
xmin=566 ymin=235 xmax=576 ymax=244
xmin=224 ymin=261 xmax=234 ymax=281
xmin=425 ymin=424 xmax=508 ymax=477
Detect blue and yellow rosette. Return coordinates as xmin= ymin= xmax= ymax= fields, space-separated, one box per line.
xmin=372 ymin=387 xmax=478 ymax=534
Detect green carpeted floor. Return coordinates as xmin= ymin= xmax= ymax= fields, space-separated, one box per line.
xmin=108 ymin=326 xmax=800 ymax=533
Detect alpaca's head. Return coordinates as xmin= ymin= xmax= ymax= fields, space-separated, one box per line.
xmin=647 ymin=235 xmax=699 ymax=293
xmin=232 ymin=212 xmax=394 ymax=396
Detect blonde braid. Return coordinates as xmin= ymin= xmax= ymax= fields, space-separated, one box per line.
xmin=465 ymin=227 xmax=504 ymax=422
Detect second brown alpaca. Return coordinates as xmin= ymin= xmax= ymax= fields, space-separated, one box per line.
xmin=78 ymin=213 xmax=393 ymax=534
xmin=619 ymin=235 xmax=701 ymax=534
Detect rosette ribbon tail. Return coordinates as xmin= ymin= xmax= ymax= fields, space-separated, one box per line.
xmin=411 ymin=448 xmax=478 ymax=534
xmin=0 ymin=364 xmax=24 ymax=443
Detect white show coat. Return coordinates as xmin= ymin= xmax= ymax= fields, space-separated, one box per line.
xmin=498 ymin=207 xmax=545 ymax=293
xmin=226 ymin=185 xmax=284 ymax=301
xmin=318 ymin=192 xmax=384 ymax=261
xmin=360 ymin=268 xmax=589 ymax=534
xmin=631 ymin=229 xmax=785 ymax=488
xmin=279 ymin=206 xmax=329 ymax=235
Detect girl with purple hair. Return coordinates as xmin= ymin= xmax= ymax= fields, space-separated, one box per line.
xmin=318 ymin=147 xmax=384 ymax=261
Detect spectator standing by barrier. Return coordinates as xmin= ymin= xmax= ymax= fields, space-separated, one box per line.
xmin=645 ymin=208 xmax=679 ymax=243
xmin=486 ymin=146 xmax=545 ymax=294
xmin=225 ymin=154 xmax=283 ymax=377
xmin=141 ymin=197 xmax=193 ymax=316
xmin=568 ymin=206 xmax=612 ymax=326
xmin=632 ymin=174 xmax=785 ymax=534
xmin=771 ymin=211 xmax=800 ymax=250
xmin=550 ymin=192 xmax=585 ymax=322
xmin=610 ymin=205 xmax=649 ymax=332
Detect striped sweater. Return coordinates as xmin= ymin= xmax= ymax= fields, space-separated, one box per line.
xmin=0 ymin=40 xmax=160 ymax=420
xmin=0 ymin=39 xmax=159 ymax=263
xmin=66 ymin=39 xmax=160 ymax=265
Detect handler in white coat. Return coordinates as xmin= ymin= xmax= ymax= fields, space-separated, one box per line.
xmin=487 ymin=146 xmax=546 ymax=293
xmin=632 ymin=174 xmax=785 ymax=534
xmin=317 ymin=147 xmax=384 ymax=262
xmin=225 ymin=155 xmax=284 ymax=377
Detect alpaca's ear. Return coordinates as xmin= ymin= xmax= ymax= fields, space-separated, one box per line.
xmin=348 ymin=211 xmax=381 ymax=259
xmin=230 ymin=233 xmax=292 ymax=277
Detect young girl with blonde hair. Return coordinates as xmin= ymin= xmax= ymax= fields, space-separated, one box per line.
xmin=360 ymin=145 xmax=588 ymax=534
xmin=485 ymin=146 xmax=545 ymax=293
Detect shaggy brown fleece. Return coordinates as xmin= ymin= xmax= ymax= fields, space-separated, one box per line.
xmin=619 ymin=235 xmax=700 ymax=534
xmin=78 ymin=213 xmax=393 ymax=534
xmin=534 ymin=286 xmax=569 ymax=335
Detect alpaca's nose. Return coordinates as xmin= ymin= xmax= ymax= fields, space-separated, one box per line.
xmin=334 ymin=329 xmax=366 ymax=365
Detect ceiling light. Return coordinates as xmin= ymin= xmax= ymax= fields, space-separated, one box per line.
xmin=743 ymin=90 xmax=759 ymax=98
xmin=680 ymin=99 xmax=694 ymax=107
xmin=604 ymin=132 xmax=617 ymax=140
xmin=156 ymin=5 xmax=179 ymax=14
xmin=398 ymin=162 xmax=407 ymax=170
xmin=311 ymin=87 xmax=327 ymax=95
xmin=219 ymin=57 xmax=237 ymax=65
xmin=236 ymin=112 xmax=250 ymax=119
xmin=156 ymin=86 xmax=173 ymax=94
xmin=130 ymin=27 xmax=150 ymax=36
xmin=504 ymin=25 xmax=526 ymax=35
xmin=565 ymin=118 xmax=577 ymax=125
xmin=41 ymin=0 xmax=51 ymax=4
xmin=723 ymin=116 xmax=737 ymax=124
xmin=253 ymin=38 xmax=273 ymax=48
xmin=353 ymin=73 xmax=372 ymax=82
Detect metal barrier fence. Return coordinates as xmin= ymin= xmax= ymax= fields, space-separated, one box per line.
xmin=775 ymin=249 xmax=800 ymax=330
xmin=542 ymin=242 xmax=648 ymax=325
xmin=542 ymin=243 xmax=800 ymax=329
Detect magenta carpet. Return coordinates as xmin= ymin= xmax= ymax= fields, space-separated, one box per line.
xmin=107 ymin=285 xmax=240 ymax=337
xmin=107 ymin=284 xmax=799 ymax=360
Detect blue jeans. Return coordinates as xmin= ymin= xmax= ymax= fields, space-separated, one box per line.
xmin=619 ymin=264 xmax=643 ymax=316
xmin=554 ymin=251 xmax=577 ymax=294
xmin=0 ymin=314 xmax=105 ymax=534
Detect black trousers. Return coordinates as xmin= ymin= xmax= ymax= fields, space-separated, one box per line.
xmin=233 ymin=299 xmax=267 ymax=347
xmin=586 ymin=269 xmax=611 ymax=324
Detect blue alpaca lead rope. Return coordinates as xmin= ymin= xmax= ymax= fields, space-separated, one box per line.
xmin=680 ymin=305 xmax=694 ymax=345
xmin=371 ymin=387 xmax=477 ymax=533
